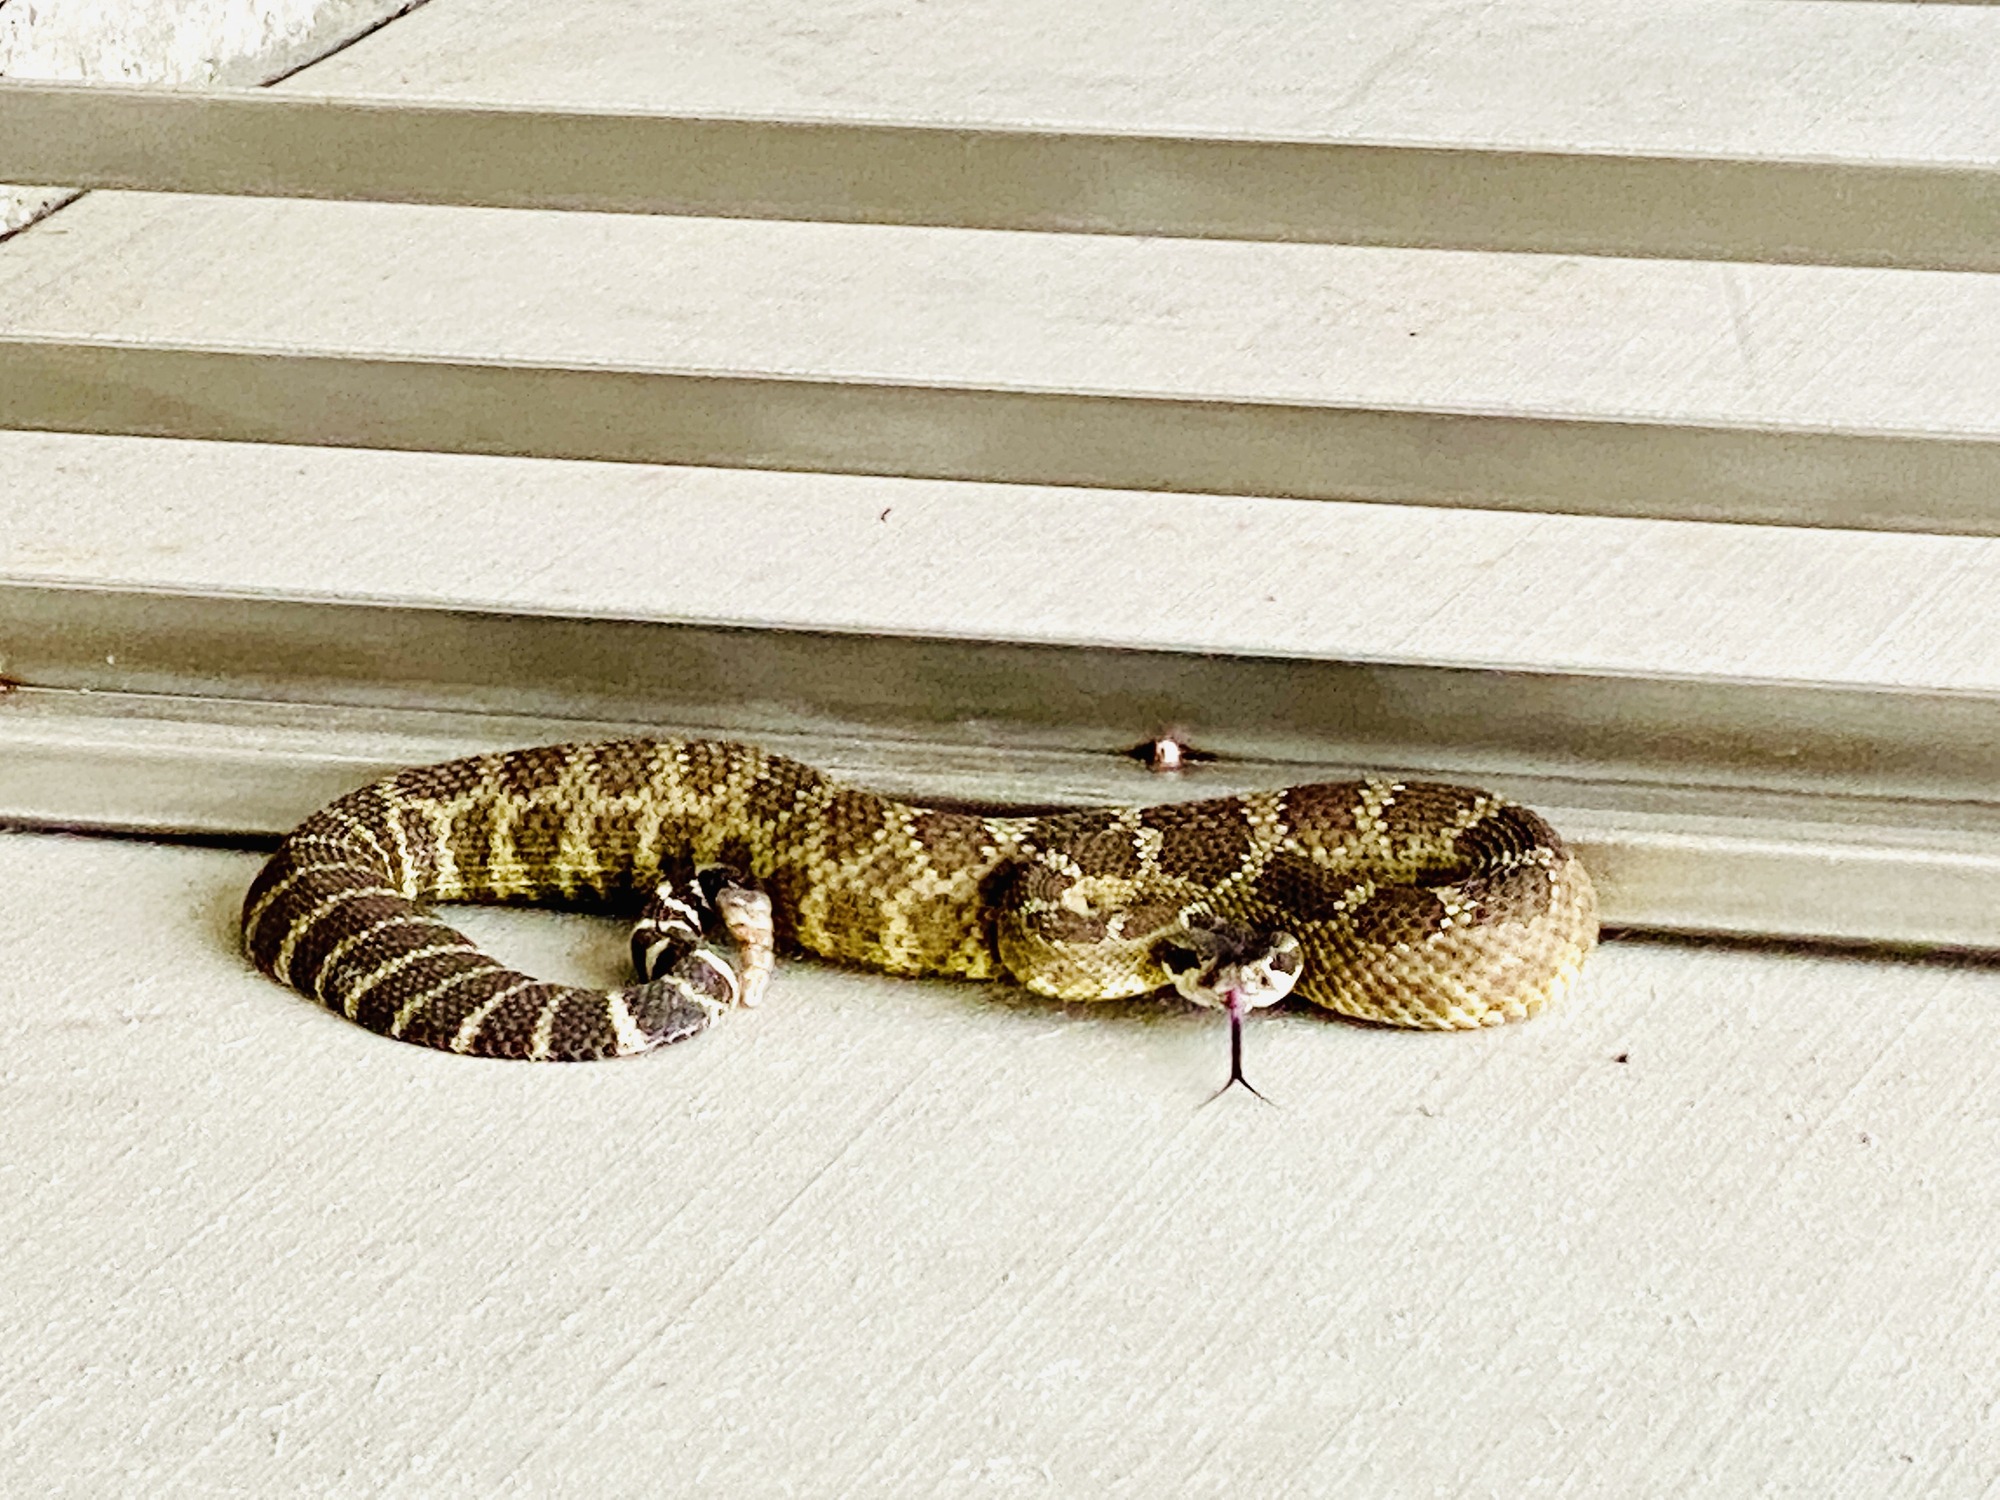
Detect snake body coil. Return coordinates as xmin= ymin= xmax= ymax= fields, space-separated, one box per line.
xmin=242 ymin=738 xmax=1598 ymax=1061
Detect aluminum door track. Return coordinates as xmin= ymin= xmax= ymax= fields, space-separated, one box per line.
xmin=4 ymin=579 xmax=1998 ymax=952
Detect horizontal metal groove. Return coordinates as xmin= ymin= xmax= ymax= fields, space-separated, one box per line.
xmin=9 ymin=576 xmax=1999 ymax=801
xmin=5 ymin=335 xmax=2000 ymax=534
xmin=5 ymin=579 xmax=2000 ymax=951
xmin=7 ymin=79 xmax=2000 ymax=271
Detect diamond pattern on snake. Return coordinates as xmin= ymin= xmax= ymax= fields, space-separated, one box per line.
xmin=241 ymin=738 xmax=1597 ymax=1092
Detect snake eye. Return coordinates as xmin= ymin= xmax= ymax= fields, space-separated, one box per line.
xmin=695 ymin=864 xmax=744 ymax=904
xmin=1155 ymin=943 xmax=1203 ymax=977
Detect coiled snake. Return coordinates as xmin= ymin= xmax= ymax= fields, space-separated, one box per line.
xmin=242 ymin=738 xmax=1598 ymax=1089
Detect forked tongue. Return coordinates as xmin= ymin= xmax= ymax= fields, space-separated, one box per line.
xmin=1205 ymin=989 xmax=1275 ymax=1107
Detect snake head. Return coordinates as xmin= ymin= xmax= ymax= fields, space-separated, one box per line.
xmin=1157 ymin=919 xmax=1301 ymax=1105
xmin=1156 ymin=920 xmax=1303 ymax=1014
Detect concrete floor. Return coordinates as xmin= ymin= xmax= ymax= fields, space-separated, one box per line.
xmin=7 ymin=828 xmax=2000 ymax=1496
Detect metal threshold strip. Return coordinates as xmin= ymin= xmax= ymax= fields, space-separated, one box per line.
xmin=5 ymin=79 xmax=2000 ymax=272
xmin=3 ymin=579 xmax=1998 ymax=952
xmin=4 ymin=335 xmax=1998 ymax=535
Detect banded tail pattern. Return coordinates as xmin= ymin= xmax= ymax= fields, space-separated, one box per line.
xmin=239 ymin=740 xmax=840 ymax=1060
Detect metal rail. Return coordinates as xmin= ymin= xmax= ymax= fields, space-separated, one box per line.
xmin=5 ymin=336 xmax=1999 ymax=534
xmin=7 ymin=79 xmax=2000 ymax=271
xmin=4 ymin=579 xmax=1998 ymax=950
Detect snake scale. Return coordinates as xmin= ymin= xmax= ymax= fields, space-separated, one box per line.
xmin=242 ymin=738 xmax=1598 ymax=1075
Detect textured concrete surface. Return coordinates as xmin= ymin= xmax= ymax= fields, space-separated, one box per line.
xmin=289 ymin=0 xmax=2000 ymax=163
xmin=5 ymin=829 xmax=1999 ymax=1496
xmin=5 ymin=428 xmax=2000 ymax=693
xmin=15 ymin=190 xmax=2000 ymax=438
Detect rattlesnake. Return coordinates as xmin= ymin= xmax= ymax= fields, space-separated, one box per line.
xmin=241 ymin=738 xmax=1597 ymax=1079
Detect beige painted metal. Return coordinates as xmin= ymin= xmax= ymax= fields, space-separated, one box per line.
xmin=6 ymin=580 xmax=1996 ymax=803
xmin=7 ymin=333 xmax=2000 ymax=534
xmin=11 ymin=78 xmax=2000 ymax=270
xmin=12 ymin=685 xmax=2000 ymax=951
xmin=6 ymin=580 xmax=2000 ymax=950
